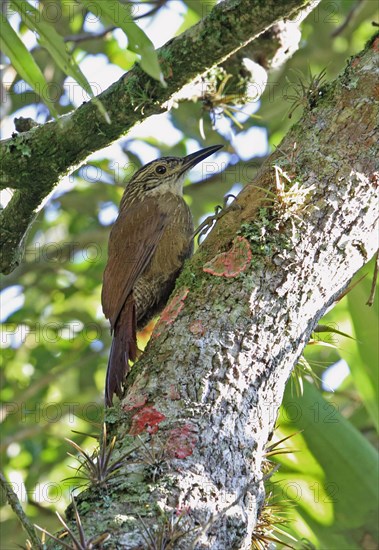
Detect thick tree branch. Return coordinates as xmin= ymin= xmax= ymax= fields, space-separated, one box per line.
xmin=63 ymin=36 xmax=378 ymax=549
xmin=0 ymin=0 xmax=318 ymax=274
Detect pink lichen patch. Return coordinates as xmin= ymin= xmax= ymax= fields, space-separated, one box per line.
xmin=122 ymin=392 xmax=148 ymax=412
xmin=189 ymin=320 xmax=205 ymax=336
xmin=370 ymin=173 xmax=379 ymax=188
xmin=168 ymin=384 xmax=181 ymax=400
xmin=160 ymin=288 xmax=190 ymax=323
xmin=203 ymin=236 xmax=252 ymax=277
xmin=129 ymin=406 xmax=166 ymax=436
xmin=152 ymin=288 xmax=190 ymax=339
xmin=175 ymin=505 xmax=191 ymax=517
xmin=166 ymin=423 xmax=197 ymax=459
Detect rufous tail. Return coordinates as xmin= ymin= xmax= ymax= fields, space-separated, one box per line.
xmin=105 ymin=299 xmax=137 ymax=407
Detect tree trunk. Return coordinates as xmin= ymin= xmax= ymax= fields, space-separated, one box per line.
xmin=60 ymin=36 xmax=379 ymax=549
xmin=0 ymin=0 xmax=317 ymax=274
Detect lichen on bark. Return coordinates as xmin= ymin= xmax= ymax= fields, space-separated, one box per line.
xmin=0 ymin=0 xmax=319 ymax=274
xmin=49 ymin=36 xmax=379 ymax=550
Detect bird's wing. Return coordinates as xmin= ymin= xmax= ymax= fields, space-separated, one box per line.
xmin=101 ymin=198 xmax=168 ymax=329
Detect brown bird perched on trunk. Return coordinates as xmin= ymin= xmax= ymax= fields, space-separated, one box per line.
xmin=102 ymin=144 xmax=223 ymax=406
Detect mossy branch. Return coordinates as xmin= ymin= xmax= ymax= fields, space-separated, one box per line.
xmin=0 ymin=0 xmax=318 ymax=274
xmin=61 ymin=36 xmax=378 ymax=549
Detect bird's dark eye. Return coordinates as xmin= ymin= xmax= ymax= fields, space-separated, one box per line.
xmin=155 ymin=165 xmax=167 ymax=175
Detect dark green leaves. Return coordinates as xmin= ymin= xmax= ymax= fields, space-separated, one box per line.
xmin=79 ymin=0 xmax=164 ymax=84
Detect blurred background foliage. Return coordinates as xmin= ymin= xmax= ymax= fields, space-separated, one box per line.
xmin=0 ymin=0 xmax=378 ymax=548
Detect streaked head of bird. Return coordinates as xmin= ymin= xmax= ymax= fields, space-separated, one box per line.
xmin=120 ymin=145 xmax=223 ymax=207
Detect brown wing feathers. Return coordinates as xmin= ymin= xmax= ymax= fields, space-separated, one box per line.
xmin=102 ymin=200 xmax=167 ymax=406
xmin=104 ymin=297 xmax=137 ymax=406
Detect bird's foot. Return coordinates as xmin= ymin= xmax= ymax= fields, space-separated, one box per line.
xmin=193 ymin=194 xmax=239 ymax=242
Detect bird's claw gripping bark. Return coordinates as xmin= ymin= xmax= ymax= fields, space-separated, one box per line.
xmin=194 ymin=194 xmax=239 ymax=242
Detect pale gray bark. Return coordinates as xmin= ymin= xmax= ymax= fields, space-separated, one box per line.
xmin=0 ymin=0 xmax=318 ymax=274
xmin=61 ymin=36 xmax=379 ymax=549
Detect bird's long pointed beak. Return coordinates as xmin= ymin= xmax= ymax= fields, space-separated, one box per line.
xmin=181 ymin=144 xmax=223 ymax=172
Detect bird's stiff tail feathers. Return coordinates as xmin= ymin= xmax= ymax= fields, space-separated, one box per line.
xmin=105 ymin=299 xmax=137 ymax=407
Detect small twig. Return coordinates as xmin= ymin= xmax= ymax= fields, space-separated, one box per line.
xmin=366 ymin=249 xmax=379 ymax=306
xmin=63 ymin=0 xmax=168 ymax=43
xmin=120 ymin=0 xmax=168 ymax=20
xmin=14 ymin=117 xmax=39 ymax=133
xmin=64 ymin=26 xmax=116 ymax=43
xmin=193 ymin=194 xmax=239 ymax=242
xmin=331 ymin=0 xmax=364 ymax=37
xmin=133 ymin=2 xmax=167 ymax=20
xmin=0 ymin=471 xmax=43 ymax=549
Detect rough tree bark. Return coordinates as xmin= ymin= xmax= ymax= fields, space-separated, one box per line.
xmin=0 ymin=0 xmax=318 ymax=273
xmin=53 ymin=37 xmax=378 ymax=550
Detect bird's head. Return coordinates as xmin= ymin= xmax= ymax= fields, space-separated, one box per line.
xmin=123 ymin=145 xmax=223 ymax=203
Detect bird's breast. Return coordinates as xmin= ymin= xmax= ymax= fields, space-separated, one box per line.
xmin=149 ymin=193 xmax=193 ymax=275
xmin=134 ymin=193 xmax=194 ymax=327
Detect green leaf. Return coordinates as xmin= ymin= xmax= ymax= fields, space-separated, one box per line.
xmin=79 ymin=0 xmax=164 ymax=84
xmin=346 ymin=271 xmax=379 ymax=431
xmin=313 ymin=324 xmax=354 ymax=340
xmin=0 ymin=15 xmax=58 ymax=117
xmin=176 ymin=4 xmax=201 ymax=35
xmin=273 ymin=381 xmax=379 ymax=548
xmin=11 ymin=0 xmax=94 ymax=98
xmin=184 ymin=0 xmax=217 ymax=17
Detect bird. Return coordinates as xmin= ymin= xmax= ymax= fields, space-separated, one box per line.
xmin=102 ymin=144 xmax=223 ymax=406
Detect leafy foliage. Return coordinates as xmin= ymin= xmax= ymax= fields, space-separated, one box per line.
xmin=0 ymin=0 xmax=377 ymax=548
